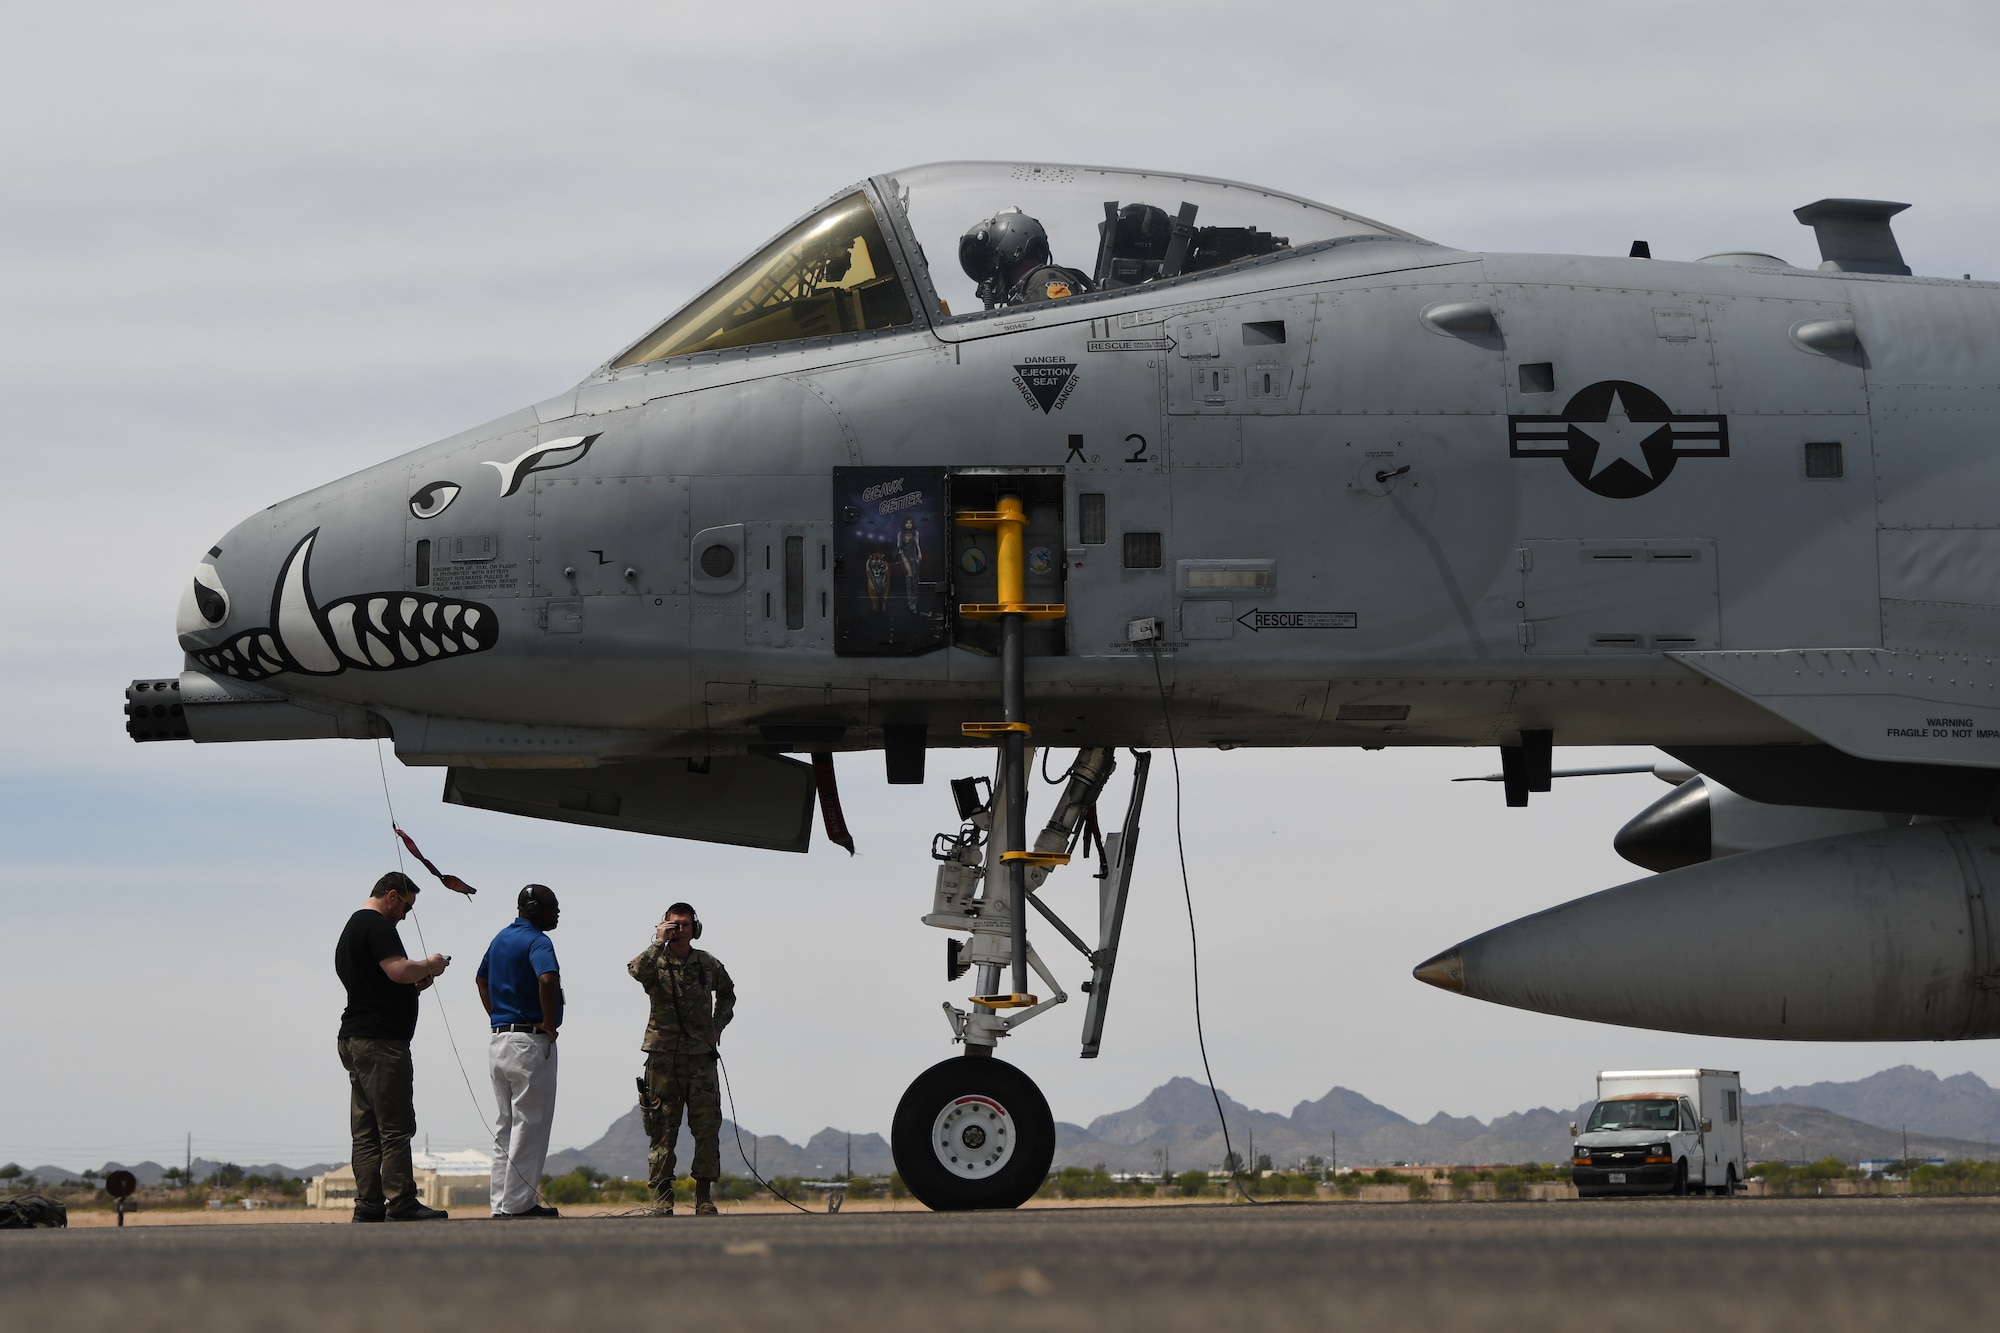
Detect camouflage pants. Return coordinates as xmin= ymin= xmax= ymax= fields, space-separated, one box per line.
xmin=640 ymin=1051 xmax=721 ymax=1195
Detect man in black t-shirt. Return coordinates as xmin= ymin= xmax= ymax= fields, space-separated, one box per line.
xmin=335 ymin=871 xmax=451 ymax=1222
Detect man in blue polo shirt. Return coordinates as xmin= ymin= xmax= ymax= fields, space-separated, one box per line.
xmin=476 ymin=884 xmax=564 ymax=1219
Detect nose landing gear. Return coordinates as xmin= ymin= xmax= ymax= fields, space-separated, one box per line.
xmin=890 ymin=752 xmax=1148 ymax=1207
xmin=886 ymin=492 xmax=1148 ymax=1210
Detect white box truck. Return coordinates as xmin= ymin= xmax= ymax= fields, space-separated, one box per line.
xmin=1570 ymin=1069 xmax=1744 ymax=1197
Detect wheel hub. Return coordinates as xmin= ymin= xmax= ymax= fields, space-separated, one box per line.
xmin=932 ymin=1095 xmax=1014 ymax=1179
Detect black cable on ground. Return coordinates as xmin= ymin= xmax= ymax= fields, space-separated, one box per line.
xmin=719 ymin=1054 xmax=814 ymax=1214
xmin=1149 ymin=644 xmax=1261 ymax=1205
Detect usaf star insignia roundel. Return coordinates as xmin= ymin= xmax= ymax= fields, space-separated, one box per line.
xmin=1508 ymin=380 xmax=1727 ymax=499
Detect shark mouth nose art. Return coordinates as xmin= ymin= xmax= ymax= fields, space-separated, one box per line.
xmin=189 ymin=529 xmax=499 ymax=682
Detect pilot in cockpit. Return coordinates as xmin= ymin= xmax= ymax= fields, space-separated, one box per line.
xmin=959 ymin=209 xmax=1093 ymax=309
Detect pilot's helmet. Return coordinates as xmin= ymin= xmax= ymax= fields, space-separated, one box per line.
xmin=959 ymin=208 xmax=1052 ymax=285
xmin=1113 ymin=204 xmax=1173 ymax=260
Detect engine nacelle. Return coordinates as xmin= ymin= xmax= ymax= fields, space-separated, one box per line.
xmin=1415 ymin=821 xmax=2000 ymax=1041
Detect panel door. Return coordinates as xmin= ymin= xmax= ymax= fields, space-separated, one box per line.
xmin=530 ymin=474 xmax=688 ymax=598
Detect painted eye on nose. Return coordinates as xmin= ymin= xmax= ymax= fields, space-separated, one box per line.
xmin=410 ymin=481 xmax=461 ymax=520
xmin=191 ymin=564 xmax=228 ymax=623
xmin=194 ymin=581 xmax=225 ymax=623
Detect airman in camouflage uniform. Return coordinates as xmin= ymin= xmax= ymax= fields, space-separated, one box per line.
xmin=629 ymin=902 xmax=735 ymax=1215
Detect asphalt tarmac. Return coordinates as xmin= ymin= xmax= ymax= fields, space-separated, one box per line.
xmin=6 ymin=1196 xmax=1997 ymax=1331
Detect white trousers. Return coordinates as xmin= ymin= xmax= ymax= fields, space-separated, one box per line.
xmin=488 ymin=1031 xmax=558 ymax=1215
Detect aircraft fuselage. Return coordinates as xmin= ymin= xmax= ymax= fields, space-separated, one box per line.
xmin=169 ymin=237 xmax=2000 ymax=776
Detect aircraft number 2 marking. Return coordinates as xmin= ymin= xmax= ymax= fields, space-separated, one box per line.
xmin=1124 ymin=433 xmax=1149 ymax=464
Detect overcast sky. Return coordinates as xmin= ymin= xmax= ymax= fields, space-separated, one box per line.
xmin=8 ymin=1 xmax=2000 ymax=1173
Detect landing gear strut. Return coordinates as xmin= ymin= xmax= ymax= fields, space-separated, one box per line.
xmin=887 ymin=492 xmax=1149 ymax=1210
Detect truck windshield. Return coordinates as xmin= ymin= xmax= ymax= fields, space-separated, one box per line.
xmin=1585 ymin=1098 xmax=1680 ymax=1132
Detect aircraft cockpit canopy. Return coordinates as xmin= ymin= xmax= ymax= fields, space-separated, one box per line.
xmin=609 ymin=163 xmax=1414 ymax=368
xmin=612 ymin=191 xmax=915 ymax=368
xmin=885 ymin=162 xmax=1415 ymax=318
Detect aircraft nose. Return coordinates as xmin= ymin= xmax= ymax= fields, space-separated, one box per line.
xmin=184 ymin=524 xmax=501 ymax=682
xmin=1411 ymin=947 xmax=1465 ymax=994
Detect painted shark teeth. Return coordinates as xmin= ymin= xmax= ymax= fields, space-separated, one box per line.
xmin=190 ymin=528 xmax=499 ymax=681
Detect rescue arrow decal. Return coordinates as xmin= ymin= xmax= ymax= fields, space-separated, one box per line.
xmin=1235 ymin=610 xmax=1358 ymax=631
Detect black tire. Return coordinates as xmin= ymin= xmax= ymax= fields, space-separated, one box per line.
xmin=1723 ymin=1164 xmax=1739 ymax=1197
xmin=892 ymin=1055 xmax=1055 ymax=1211
xmin=1672 ymin=1160 xmax=1689 ymax=1197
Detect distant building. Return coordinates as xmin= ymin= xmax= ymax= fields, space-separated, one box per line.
xmin=306 ymin=1151 xmax=492 ymax=1210
xmin=1861 ymin=1158 xmax=1946 ymax=1175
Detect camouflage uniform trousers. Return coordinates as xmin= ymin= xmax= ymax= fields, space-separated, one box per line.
xmin=640 ymin=1051 xmax=722 ymax=1197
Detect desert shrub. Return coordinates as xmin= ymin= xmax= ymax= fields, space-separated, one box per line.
xmin=541 ymin=1169 xmax=601 ymax=1205
xmin=1035 ymin=1167 xmax=1128 ymax=1199
xmin=1911 ymin=1160 xmax=2000 ymax=1194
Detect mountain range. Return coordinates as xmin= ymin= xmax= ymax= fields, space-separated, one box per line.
xmin=1747 ymin=1066 xmax=2000 ymax=1144
xmin=2 ymin=1158 xmax=338 ymax=1190
xmin=15 ymin=1065 xmax=2000 ymax=1185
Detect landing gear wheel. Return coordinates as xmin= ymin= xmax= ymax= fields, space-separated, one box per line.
xmin=892 ymin=1056 xmax=1055 ymax=1211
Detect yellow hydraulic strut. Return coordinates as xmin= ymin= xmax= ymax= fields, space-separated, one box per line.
xmin=954 ymin=496 xmax=1067 ymax=624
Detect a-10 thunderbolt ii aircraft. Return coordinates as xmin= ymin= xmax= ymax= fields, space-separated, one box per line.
xmin=129 ymin=160 xmax=2000 ymax=1208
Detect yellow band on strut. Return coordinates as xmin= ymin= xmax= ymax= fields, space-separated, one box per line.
xmin=961 ymin=721 xmax=1032 ymax=738
xmin=971 ymin=994 xmax=1039 ymax=1010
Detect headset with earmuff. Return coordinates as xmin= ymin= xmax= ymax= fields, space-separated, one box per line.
xmin=518 ymin=883 xmax=558 ymax=928
xmin=664 ymin=901 xmax=701 ymax=939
